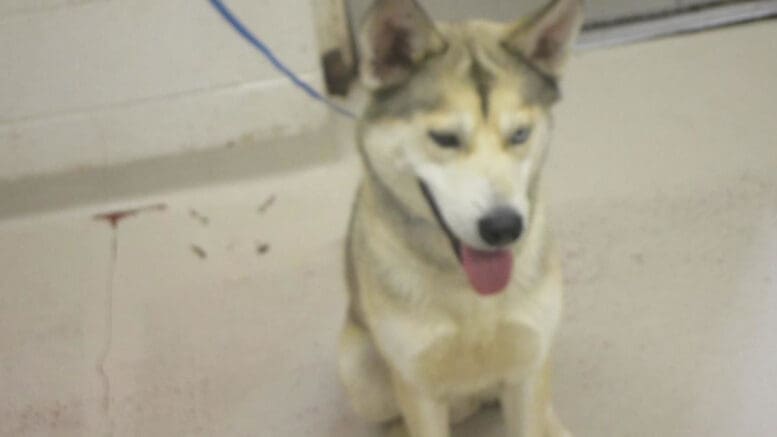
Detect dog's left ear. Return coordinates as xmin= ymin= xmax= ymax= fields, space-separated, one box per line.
xmin=502 ymin=0 xmax=584 ymax=77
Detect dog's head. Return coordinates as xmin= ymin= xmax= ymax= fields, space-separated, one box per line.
xmin=356 ymin=0 xmax=583 ymax=294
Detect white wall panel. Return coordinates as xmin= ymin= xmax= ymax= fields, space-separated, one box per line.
xmin=0 ymin=0 xmax=318 ymax=122
xmin=0 ymin=0 xmax=106 ymax=16
xmin=0 ymin=0 xmax=325 ymax=180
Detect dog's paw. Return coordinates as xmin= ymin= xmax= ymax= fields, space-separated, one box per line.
xmin=546 ymin=427 xmax=572 ymax=437
xmin=385 ymin=422 xmax=408 ymax=437
xmin=545 ymin=405 xmax=572 ymax=437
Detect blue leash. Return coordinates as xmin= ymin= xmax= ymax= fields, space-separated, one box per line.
xmin=208 ymin=0 xmax=357 ymax=119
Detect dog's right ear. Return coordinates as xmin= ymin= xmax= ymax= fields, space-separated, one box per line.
xmin=357 ymin=0 xmax=447 ymax=90
xmin=502 ymin=0 xmax=584 ymax=77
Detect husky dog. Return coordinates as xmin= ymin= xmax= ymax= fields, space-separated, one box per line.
xmin=339 ymin=1 xmax=583 ymax=435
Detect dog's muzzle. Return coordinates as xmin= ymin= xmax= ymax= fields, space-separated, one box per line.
xmin=417 ymin=179 xmax=515 ymax=296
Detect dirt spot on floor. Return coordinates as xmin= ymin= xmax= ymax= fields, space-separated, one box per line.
xmin=191 ymin=245 xmax=207 ymax=260
xmin=188 ymin=209 xmax=210 ymax=226
xmin=258 ymin=196 xmax=276 ymax=214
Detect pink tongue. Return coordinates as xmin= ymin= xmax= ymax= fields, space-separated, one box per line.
xmin=460 ymin=245 xmax=514 ymax=296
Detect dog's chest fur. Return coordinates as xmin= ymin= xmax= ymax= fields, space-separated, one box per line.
xmin=412 ymin=302 xmax=544 ymax=397
xmin=350 ymin=183 xmax=562 ymax=397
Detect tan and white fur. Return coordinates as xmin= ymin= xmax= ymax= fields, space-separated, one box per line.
xmin=339 ymin=1 xmax=584 ymax=436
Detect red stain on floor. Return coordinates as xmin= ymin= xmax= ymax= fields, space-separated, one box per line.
xmin=94 ymin=204 xmax=167 ymax=228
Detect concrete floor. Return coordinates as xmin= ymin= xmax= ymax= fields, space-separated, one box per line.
xmin=1 ymin=21 xmax=776 ymax=437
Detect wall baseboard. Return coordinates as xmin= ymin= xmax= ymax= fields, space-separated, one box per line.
xmin=0 ymin=119 xmax=344 ymax=222
xmin=578 ymin=0 xmax=777 ymax=50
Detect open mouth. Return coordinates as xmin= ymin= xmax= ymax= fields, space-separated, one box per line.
xmin=418 ymin=181 xmax=514 ymax=296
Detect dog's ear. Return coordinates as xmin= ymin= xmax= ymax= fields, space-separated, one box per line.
xmin=502 ymin=0 xmax=584 ymax=77
xmin=357 ymin=0 xmax=447 ymax=90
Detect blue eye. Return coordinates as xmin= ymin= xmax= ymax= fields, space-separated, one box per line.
xmin=509 ymin=127 xmax=532 ymax=146
xmin=428 ymin=131 xmax=462 ymax=149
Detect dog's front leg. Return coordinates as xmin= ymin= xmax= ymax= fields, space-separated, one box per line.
xmin=501 ymin=372 xmax=545 ymax=437
xmin=392 ymin=373 xmax=449 ymax=437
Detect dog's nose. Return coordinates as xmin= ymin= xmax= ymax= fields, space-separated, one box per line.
xmin=478 ymin=208 xmax=523 ymax=247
